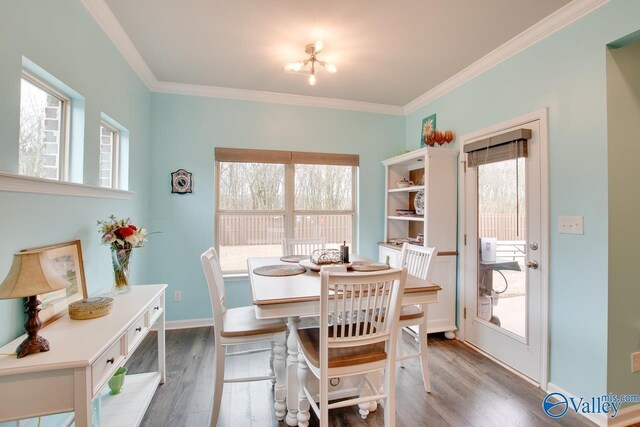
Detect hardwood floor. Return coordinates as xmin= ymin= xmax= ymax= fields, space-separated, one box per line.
xmin=127 ymin=328 xmax=593 ymax=427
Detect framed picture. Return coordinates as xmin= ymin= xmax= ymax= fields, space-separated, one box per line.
xmin=420 ymin=114 xmax=437 ymax=147
xmin=23 ymin=240 xmax=88 ymax=327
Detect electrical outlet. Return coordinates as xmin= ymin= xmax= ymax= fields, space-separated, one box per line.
xmin=632 ymin=352 xmax=640 ymax=373
xmin=559 ymin=215 xmax=584 ymax=234
xmin=174 ymin=290 xmax=182 ymax=302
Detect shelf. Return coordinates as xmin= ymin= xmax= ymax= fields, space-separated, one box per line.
xmin=100 ymin=372 xmax=161 ymax=427
xmin=388 ymin=215 xmax=424 ymax=221
xmin=388 ymin=185 xmax=425 ymax=193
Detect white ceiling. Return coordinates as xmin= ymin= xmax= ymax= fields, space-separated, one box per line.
xmin=104 ymin=0 xmax=571 ymax=107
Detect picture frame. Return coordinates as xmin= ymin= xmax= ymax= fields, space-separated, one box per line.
xmin=23 ymin=240 xmax=88 ymax=327
xmin=420 ymin=114 xmax=437 ymax=147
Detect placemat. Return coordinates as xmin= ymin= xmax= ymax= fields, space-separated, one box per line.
xmin=280 ymin=255 xmax=308 ymax=263
xmin=253 ymin=264 xmax=306 ymax=277
xmin=349 ymin=261 xmax=391 ymax=272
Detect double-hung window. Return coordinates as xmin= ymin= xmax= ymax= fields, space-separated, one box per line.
xmin=99 ymin=122 xmax=119 ymax=188
xmin=18 ymin=72 xmax=70 ymax=180
xmin=215 ymin=148 xmax=358 ymax=273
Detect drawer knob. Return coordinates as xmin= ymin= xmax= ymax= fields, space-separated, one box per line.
xmin=135 ymin=327 xmax=142 ymax=332
xmin=106 ymin=357 xmax=115 ymax=364
xmin=154 ymin=306 xmax=160 ymax=311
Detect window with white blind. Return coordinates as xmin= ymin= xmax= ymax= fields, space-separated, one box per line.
xmin=99 ymin=122 xmax=119 ymax=188
xmin=215 ymin=148 xmax=358 ymax=273
xmin=19 ymin=72 xmax=70 ymax=180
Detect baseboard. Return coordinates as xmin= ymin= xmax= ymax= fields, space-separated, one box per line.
xmin=609 ymin=403 xmax=640 ymax=426
xmin=546 ymin=383 xmax=608 ymax=426
xmin=164 ymin=318 xmax=213 ymax=330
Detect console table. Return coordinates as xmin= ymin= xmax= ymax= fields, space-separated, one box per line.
xmin=0 ymin=284 xmax=167 ymax=427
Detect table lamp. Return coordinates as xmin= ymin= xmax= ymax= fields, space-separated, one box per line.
xmin=0 ymin=250 xmax=68 ymax=358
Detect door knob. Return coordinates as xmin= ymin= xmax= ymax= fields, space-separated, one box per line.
xmin=526 ymin=260 xmax=539 ymax=269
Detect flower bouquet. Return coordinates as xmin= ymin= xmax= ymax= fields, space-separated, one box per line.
xmin=98 ymin=215 xmax=149 ymax=294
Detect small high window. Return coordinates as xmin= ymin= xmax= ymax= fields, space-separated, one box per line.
xmin=19 ymin=73 xmax=69 ymax=180
xmin=99 ymin=122 xmax=119 ymax=188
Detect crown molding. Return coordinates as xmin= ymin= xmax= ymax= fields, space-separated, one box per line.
xmin=83 ymin=0 xmax=608 ymax=116
xmin=79 ymin=0 xmax=158 ymax=89
xmin=402 ymin=0 xmax=611 ymax=115
xmin=154 ymin=81 xmax=404 ymax=115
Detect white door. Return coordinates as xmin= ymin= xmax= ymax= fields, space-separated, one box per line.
xmin=462 ymin=113 xmax=548 ymax=384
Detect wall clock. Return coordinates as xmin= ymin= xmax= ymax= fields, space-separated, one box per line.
xmin=171 ymin=169 xmax=193 ymax=194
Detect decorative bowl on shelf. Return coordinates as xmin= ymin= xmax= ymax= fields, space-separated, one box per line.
xmin=396 ymin=209 xmax=417 ymax=216
xmin=397 ymin=179 xmax=413 ymax=188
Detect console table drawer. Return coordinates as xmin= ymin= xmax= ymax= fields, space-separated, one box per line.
xmin=127 ymin=314 xmax=148 ymax=353
xmin=147 ymin=295 xmax=162 ymax=325
xmin=92 ymin=337 xmax=125 ymax=395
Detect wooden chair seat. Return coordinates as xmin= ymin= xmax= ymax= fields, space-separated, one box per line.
xmin=298 ymin=325 xmax=386 ymax=369
xmin=399 ymin=305 xmax=425 ymax=322
xmin=221 ymin=306 xmax=287 ymax=338
xmin=375 ymin=305 xmax=425 ymax=322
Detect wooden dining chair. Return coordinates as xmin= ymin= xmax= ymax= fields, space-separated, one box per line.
xmin=296 ymin=266 xmax=408 ymax=427
xmin=397 ymin=243 xmax=437 ymax=392
xmin=200 ymin=248 xmax=287 ymax=426
xmin=281 ymin=237 xmax=325 ymax=256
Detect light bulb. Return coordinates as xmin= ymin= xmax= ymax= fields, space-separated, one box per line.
xmin=326 ymin=64 xmax=337 ymax=74
xmin=308 ymin=74 xmax=317 ymax=86
xmin=314 ymin=40 xmax=324 ymax=53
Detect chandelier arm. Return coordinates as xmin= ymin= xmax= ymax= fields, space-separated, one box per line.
xmin=316 ymin=59 xmax=327 ymax=67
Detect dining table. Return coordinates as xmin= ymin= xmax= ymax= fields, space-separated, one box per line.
xmin=247 ymin=256 xmax=441 ymax=426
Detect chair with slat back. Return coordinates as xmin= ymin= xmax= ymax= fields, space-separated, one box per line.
xmin=281 ymin=238 xmax=325 ymax=256
xmin=397 ymin=243 xmax=437 ymax=392
xmin=201 ymin=248 xmax=287 ymax=426
xmin=296 ymin=266 xmax=408 ymax=427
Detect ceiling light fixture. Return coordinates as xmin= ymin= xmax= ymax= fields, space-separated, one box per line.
xmin=284 ymin=41 xmax=337 ymax=86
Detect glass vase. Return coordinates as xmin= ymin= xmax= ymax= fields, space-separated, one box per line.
xmin=111 ymin=248 xmax=132 ymax=294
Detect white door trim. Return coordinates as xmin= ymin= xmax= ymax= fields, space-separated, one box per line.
xmin=458 ymin=108 xmax=549 ymax=388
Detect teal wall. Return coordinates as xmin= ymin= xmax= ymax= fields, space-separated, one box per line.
xmin=0 ymin=0 xmax=151 ymax=350
xmin=148 ymin=93 xmax=405 ymax=321
xmin=607 ymin=39 xmax=640 ymax=399
xmin=404 ymin=0 xmax=640 ymax=401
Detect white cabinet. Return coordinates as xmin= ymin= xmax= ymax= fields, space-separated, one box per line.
xmin=379 ymin=147 xmax=457 ymax=337
xmin=0 ymin=285 xmax=167 ymax=427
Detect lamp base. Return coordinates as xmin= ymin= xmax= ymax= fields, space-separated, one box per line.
xmin=16 ymin=335 xmax=50 ymax=358
xmin=15 ymin=295 xmax=50 ymax=359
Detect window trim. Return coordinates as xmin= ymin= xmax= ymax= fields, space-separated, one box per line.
xmin=214 ymin=153 xmax=358 ymax=274
xmin=99 ymin=121 xmax=120 ymax=189
xmin=20 ymin=70 xmax=71 ymax=181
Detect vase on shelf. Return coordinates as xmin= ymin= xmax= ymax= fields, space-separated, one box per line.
xmin=111 ymin=248 xmax=132 ymax=294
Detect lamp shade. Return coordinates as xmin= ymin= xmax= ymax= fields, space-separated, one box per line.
xmin=0 ymin=250 xmax=68 ymax=299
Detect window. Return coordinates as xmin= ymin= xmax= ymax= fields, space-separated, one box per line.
xmin=215 ymin=148 xmax=358 ymax=273
xmin=19 ymin=72 xmax=69 ymax=180
xmin=99 ymin=122 xmax=119 ymax=188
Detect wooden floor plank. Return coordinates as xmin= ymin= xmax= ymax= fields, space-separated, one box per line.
xmin=127 ymin=328 xmax=594 ymax=427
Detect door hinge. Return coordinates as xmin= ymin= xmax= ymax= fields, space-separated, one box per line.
xmin=461 ymin=160 xmax=467 ymax=173
xmin=463 ymin=307 xmax=467 ymax=319
xmin=464 ymin=234 xmax=467 ymax=245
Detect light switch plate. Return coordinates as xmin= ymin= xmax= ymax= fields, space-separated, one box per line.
xmin=632 ymin=352 xmax=640 ymax=373
xmin=559 ymin=215 xmax=584 ymax=234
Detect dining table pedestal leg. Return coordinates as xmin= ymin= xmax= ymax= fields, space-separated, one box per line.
xmin=286 ymin=316 xmax=301 ymax=426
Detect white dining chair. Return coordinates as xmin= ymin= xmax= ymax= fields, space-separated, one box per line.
xmin=200 ymin=248 xmax=287 ymax=426
xmin=281 ymin=237 xmax=325 ymax=256
xmin=397 ymin=243 xmax=437 ymax=392
xmin=296 ymin=266 xmax=408 ymax=427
